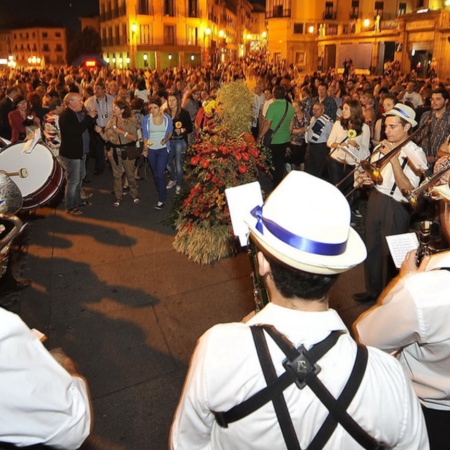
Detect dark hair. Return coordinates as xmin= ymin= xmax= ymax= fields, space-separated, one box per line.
xmin=148 ymin=95 xmax=162 ymax=107
xmin=432 ymin=87 xmax=450 ymax=101
xmin=13 ymin=95 xmax=26 ymax=107
xmin=114 ymin=99 xmax=132 ymax=118
xmin=264 ymin=252 xmax=338 ymax=300
xmin=341 ymin=99 xmax=364 ymax=135
xmin=48 ymin=97 xmax=62 ymax=111
xmin=273 ymin=85 xmax=286 ymax=99
xmin=131 ymin=97 xmax=144 ymax=111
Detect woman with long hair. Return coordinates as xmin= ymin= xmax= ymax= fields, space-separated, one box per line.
xmin=327 ymin=99 xmax=370 ymax=211
xmin=8 ymin=95 xmax=40 ymax=143
xmin=96 ymin=98 xmax=140 ymax=207
xmin=142 ymin=96 xmax=173 ymax=210
xmin=165 ymin=93 xmax=193 ymax=194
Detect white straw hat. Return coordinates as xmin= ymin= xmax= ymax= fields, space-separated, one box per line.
xmin=245 ymin=172 xmax=366 ymax=274
xmin=385 ymin=103 xmax=417 ymax=127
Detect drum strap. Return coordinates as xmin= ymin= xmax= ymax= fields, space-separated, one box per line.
xmin=213 ymin=325 xmax=385 ymax=450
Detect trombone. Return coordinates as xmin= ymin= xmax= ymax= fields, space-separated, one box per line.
xmin=335 ymin=123 xmax=430 ymax=196
xmin=402 ymin=158 xmax=450 ymax=206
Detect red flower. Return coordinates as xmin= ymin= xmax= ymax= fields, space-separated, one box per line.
xmin=242 ymin=152 xmax=250 ymax=162
xmin=191 ymin=155 xmax=200 ymax=166
xmin=248 ymin=147 xmax=259 ymax=158
xmin=234 ymin=153 xmax=242 ymax=162
xmin=238 ymin=164 xmax=247 ymax=174
xmin=201 ymin=159 xmax=210 ymax=169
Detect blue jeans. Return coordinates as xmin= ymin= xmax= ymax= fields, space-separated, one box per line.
xmin=60 ymin=156 xmax=82 ymax=210
xmin=147 ymin=148 xmax=169 ymax=202
xmin=166 ymin=139 xmax=187 ymax=186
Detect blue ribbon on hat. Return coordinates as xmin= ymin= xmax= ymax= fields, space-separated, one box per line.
xmin=251 ymin=205 xmax=347 ymax=256
xmin=391 ymin=106 xmax=411 ymax=120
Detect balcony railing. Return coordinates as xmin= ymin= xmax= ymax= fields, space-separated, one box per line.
xmin=266 ymin=8 xmax=291 ymax=19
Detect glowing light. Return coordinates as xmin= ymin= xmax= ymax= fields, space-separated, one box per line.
xmin=205 ymin=27 xmax=211 ymax=35
xmin=168 ymin=53 xmax=172 ymax=60
xmin=143 ymin=53 xmax=147 ymax=60
xmin=363 ymin=18 xmax=370 ymax=27
xmin=131 ymin=23 xmax=137 ymax=33
xmin=262 ymin=31 xmax=267 ymax=38
xmin=308 ymin=26 xmax=315 ymax=33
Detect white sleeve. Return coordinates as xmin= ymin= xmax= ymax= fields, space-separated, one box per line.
xmin=170 ymin=331 xmax=215 ymax=450
xmin=0 ymin=310 xmax=91 ymax=449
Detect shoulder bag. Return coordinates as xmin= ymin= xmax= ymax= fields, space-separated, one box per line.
xmin=263 ymin=101 xmax=289 ymax=147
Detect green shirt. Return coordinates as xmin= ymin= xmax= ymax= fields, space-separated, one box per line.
xmin=266 ymin=99 xmax=295 ymax=144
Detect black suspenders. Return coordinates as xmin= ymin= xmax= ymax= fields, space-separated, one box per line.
xmin=213 ymin=325 xmax=385 ymax=450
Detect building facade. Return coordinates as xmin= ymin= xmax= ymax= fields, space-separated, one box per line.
xmin=265 ymin=0 xmax=450 ymax=80
xmin=98 ymin=0 xmax=255 ymax=70
xmin=0 ymin=27 xmax=67 ymax=69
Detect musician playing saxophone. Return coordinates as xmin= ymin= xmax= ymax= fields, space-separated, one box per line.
xmin=353 ymin=103 xmax=427 ymax=303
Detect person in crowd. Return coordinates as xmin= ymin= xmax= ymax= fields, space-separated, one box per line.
xmin=327 ymin=99 xmax=370 ymax=214
xmin=287 ymin=100 xmax=309 ymax=171
xmin=96 ymin=98 xmax=140 ymax=207
xmin=258 ymin=85 xmax=295 ymax=188
xmin=312 ymin=83 xmax=337 ymax=121
xmin=0 ymin=307 xmax=92 ymax=448
xmin=43 ymin=96 xmax=64 ymax=157
xmin=181 ymin=88 xmax=200 ymax=145
xmin=134 ymin=78 xmax=150 ymax=103
xmin=107 ymin=80 xmax=120 ymax=98
xmin=165 ymin=93 xmax=193 ymax=195
xmin=85 ymin=81 xmax=114 ymax=175
xmin=372 ymin=93 xmax=396 ymax=148
xmin=259 ymin=86 xmax=274 ymax=131
xmin=27 ymin=91 xmax=47 ymax=123
xmin=0 ymin=87 xmax=19 ymax=140
xmin=170 ymin=170 xmax=428 ymax=450
xmin=360 ymin=93 xmax=377 ymax=141
xmin=398 ymin=81 xmax=423 ymax=109
xmin=353 ymin=104 xmax=427 ymax=303
xmin=8 ymin=95 xmax=40 ymax=143
xmin=415 ymin=87 xmax=450 ymax=168
xmin=59 ymin=92 xmax=96 ymax=216
xmin=304 ymin=102 xmax=332 ymax=179
xmin=142 ymin=96 xmax=173 ymax=210
xmin=251 ymin=84 xmax=265 ymax=139
xmin=354 ymin=190 xmax=450 ymax=450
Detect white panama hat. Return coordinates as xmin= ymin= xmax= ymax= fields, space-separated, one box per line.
xmin=385 ymin=103 xmax=418 ymax=127
xmin=245 ymin=172 xmax=367 ymax=274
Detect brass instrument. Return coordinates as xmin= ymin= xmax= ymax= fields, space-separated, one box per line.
xmin=402 ymin=159 xmax=450 ymax=206
xmin=248 ymin=239 xmax=270 ymax=311
xmin=361 ymin=124 xmax=428 ymax=185
xmin=416 ymin=220 xmax=434 ymax=266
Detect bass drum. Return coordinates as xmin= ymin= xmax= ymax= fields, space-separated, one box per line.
xmin=0 ymin=141 xmax=64 ymax=210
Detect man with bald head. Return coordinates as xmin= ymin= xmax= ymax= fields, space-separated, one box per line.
xmin=59 ymin=93 xmax=96 ymax=215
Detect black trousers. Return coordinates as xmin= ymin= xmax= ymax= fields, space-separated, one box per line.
xmin=305 ymin=142 xmax=328 ymax=180
xmin=364 ymin=189 xmax=410 ymax=296
xmin=422 ymin=405 xmax=450 ymax=450
xmin=270 ymin=142 xmax=289 ymax=188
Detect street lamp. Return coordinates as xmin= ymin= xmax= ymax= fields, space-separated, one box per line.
xmin=143 ymin=53 xmax=148 ymax=67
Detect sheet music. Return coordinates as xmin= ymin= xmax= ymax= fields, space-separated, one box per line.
xmin=22 ymin=128 xmax=41 ymax=154
xmin=385 ymin=232 xmax=419 ymax=268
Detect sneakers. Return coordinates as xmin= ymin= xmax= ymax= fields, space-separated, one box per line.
xmin=133 ymin=198 xmax=140 ymax=204
xmin=154 ymin=201 xmax=165 ymax=210
xmin=67 ymin=208 xmax=82 ymax=216
xmin=175 ymin=185 xmax=181 ymax=195
xmin=352 ymin=209 xmax=362 ymax=218
xmin=166 ymin=180 xmax=176 ymax=190
xmin=113 ymin=200 xmax=121 ymax=207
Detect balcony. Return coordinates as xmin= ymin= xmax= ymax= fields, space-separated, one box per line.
xmin=266 ymin=7 xmax=291 ymax=19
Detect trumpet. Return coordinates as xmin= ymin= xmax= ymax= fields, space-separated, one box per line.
xmin=402 ymin=158 xmax=450 ymax=205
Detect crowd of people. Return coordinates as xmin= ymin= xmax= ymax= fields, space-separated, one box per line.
xmin=0 ymin=55 xmax=450 ymax=448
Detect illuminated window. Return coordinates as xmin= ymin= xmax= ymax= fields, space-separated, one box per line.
xmin=164 ymin=0 xmax=175 ymax=16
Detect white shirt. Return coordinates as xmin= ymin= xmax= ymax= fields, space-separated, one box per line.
xmin=327 ymin=121 xmax=371 ymax=166
xmin=371 ymin=140 xmax=427 ymax=203
xmin=170 ymin=303 xmax=428 ymax=449
xmin=84 ymin=93 xmax=115 ymax=128
xmin=355 ymin=252 xmax=450 ymax=410
xmin=0 ymin=308 xmax=91 ymax=448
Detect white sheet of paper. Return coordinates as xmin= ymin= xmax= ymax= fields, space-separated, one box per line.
xmin=385 ymin=232 xmax=419 ymax=268
xmin=22 ymin=128 xmax=41 ymax=154
xmin=225 ymin=181 xmax=262 ymax=247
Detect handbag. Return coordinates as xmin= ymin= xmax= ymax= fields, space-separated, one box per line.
xmin=118 ymin=133 xmax=139 ymax=160
xmin=263 ymin=101 xmax=289 ymax=147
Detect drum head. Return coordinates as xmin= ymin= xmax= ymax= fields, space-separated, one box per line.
xmin=0 ymin=142 xmax=54 ymax=198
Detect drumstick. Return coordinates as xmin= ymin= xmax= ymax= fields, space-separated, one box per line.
xmin=0 ymin=168 xmax=29 ymax=178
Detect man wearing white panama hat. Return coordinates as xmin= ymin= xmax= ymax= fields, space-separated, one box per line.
xmin=170 ymin=171 xmax=428 ymax=449
xmin=353 ymin=103 xmax=427 ymax=303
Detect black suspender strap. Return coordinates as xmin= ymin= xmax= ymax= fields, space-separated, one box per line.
xmin=389 ymin=156 xmax=409 ymax=196
xmin=213 ymin=325 xmax=385 ymax=450
xmin=213 ymin=329 xmax=343 ymax=428
xmin=252 ymin=326 xmax=301 ymax=450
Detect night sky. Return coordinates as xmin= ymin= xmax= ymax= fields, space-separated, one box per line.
xmin=0 ymin=0 xmax=99 ymax=31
